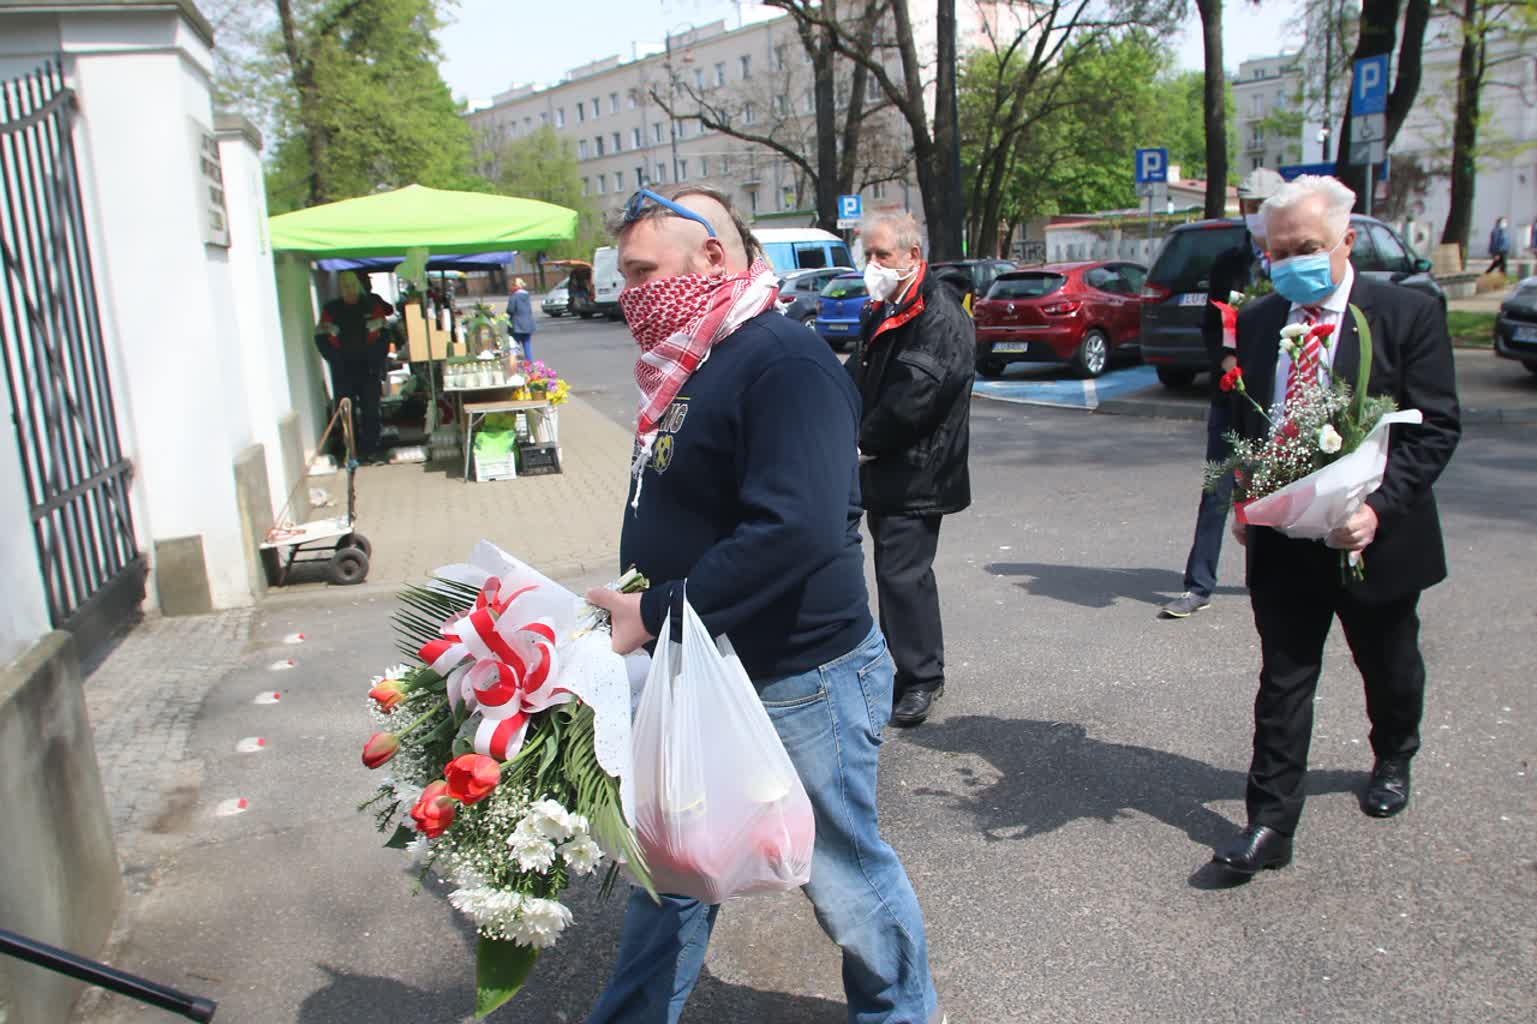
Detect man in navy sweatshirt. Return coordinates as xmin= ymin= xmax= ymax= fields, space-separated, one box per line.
xmin=584 ymin=185 xmax=942 ymax=1024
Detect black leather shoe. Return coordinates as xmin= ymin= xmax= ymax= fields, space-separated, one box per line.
xmin=890 ymin=686 xmax=942 ymax=727
xmin=1212 ymin=825 xmax=1293 ymax=875
xmin=1361 ymin=758 xmax=1411 ymax=818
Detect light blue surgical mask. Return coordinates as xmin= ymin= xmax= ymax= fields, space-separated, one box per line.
xmin=1270 ymin=238 xmax=1343 ymax=305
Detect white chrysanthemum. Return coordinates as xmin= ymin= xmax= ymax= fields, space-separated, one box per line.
xmin=1228 ymin=290 xmax=1245 ymax=305
xmin=405 ymin=835 xmax=433 ymax=862
xmin=526 ymin=798 xmax=579 ymax=841
xmin=370 ymin=663 xmax=413 ymax=685
xmin=449 ymin=886 xmax=524 ymax=930
xmin=1317 ymin=424 xmax=1344 ymax=454
xmin=1280 ymin=322 xmax=1309 ymax=340
xmin=560 ymin=834 xmax=603 ymax=876
xmin=513 ymin=897 xmax=572 ymax=949
xmin=507 ymin=819 xmax=557 ymax=872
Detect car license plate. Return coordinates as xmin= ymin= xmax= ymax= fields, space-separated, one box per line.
xmin=992 ymin=342 xmax=1032 ymax=353
xmin=1515 ymin=325 xmax=1537 ymax=342
xmin=825 ymin=323 xmax=846 ymax=331
xmin=1179 ymin=292 xmax=1208 ymax=307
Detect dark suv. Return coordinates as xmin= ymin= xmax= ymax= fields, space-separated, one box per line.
xmin=1139 ymin=216 xmax=1444 ymax=388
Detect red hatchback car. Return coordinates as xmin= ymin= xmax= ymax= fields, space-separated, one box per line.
xmin=972 ymin=260 xmax=1147 ymax=378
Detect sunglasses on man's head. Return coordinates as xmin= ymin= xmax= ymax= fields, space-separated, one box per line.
xmin=621 ymin=189 xmax=717 ymax=237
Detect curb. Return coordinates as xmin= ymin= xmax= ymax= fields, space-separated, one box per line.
xmin=1093 ymin=394 xmax=1537 ymax=426
xmin=256 ymin=554 xmax=622 ymax=608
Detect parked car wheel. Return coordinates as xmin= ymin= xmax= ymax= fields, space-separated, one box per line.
xmin=328 ymin=547 xmax=370 ymax=586
xmin=1156 ymin=366 xmax=1197 ymax=389
xmin=801 ymin=313 xmax=818 ymax=331
xmin=977 ymin=359 xmax=1007 ymax=379
xmin=1073 ymin=328 xmax=1111 ymax=378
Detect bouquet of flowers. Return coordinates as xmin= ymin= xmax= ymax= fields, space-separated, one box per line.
xmin=1204 ymin=306 xmax=1422 ymax=582
xmin=359 ymin=542 xmax=652 ymax=1017
xmin=522 ymin=360 xmax=572 ymax=406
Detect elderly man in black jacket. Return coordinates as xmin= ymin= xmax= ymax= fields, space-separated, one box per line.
xmin=1212 ymin=175 xmax=1461 ymax=877
xmin=849 ymin=212 xmax=974 ymax=727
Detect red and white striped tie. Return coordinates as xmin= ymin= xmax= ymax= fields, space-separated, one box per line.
xmin=1284 ymin=306 xmax=1324 ymax=408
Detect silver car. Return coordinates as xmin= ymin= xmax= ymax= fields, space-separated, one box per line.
xmin=541 ymin=277 xmax=570 ymax=318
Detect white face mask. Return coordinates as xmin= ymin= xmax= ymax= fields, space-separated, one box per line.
xmin=1244 ymin=212 xmax=1266 ymax=239
xmin=864 ymin=260 xmax=913 ymax=303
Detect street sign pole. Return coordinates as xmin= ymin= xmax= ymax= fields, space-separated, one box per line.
xmin=1364 ymin=161 xmax=1373 ymax=219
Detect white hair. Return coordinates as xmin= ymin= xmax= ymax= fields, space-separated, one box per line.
xmin=1261 ymin=175 xmax=1356 ymax=241
xmin=862 ymin=211 xmax=923 ymax=253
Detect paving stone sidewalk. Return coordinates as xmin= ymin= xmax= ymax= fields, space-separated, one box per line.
xmin=300 ymin=395 xmax=632 ymax=588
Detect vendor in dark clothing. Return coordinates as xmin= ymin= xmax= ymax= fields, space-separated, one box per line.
xmin=314 ymin=270 xmax=394 ymax=461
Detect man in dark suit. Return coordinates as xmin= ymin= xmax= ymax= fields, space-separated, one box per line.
xmin=1212 ymin=175 xmax=1461 ymax=876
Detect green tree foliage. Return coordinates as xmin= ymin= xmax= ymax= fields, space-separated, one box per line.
xmin=250 ymin=0 xmax=484 ymax=213
xmin=492 ymin=127 xmax=606 ymax=260
xmin=960 ymin=31 xmax=1216 ymax=251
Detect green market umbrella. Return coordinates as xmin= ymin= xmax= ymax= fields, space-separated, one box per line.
xmin=268 ymin=184 xmax=578 ymax=257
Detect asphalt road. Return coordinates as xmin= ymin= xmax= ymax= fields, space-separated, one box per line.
xmin=82 ymin=312 xmax=1536 ymax=1023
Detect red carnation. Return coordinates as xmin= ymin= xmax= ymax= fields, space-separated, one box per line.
xmin=1219 ymin=366 xmax=1244 ymax=392
xmin=1307 ymin=322 xmax=1336 ymax=344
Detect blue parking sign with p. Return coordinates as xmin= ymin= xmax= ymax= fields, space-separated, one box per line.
xmin=1353 ymin=55 xmax=1389 ymax=115
xmin=838 ymin=194 xmax=863 ymax=220
xmin=1135 ymin=148 xmax=1168 ymax=184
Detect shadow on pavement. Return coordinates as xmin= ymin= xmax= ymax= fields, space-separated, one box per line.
xmin=982 ymin=562 xmax=1247 ymax=609
xmin=902 ymin=716 xmax=1360 ymax=850
xmin=295 ymin=962 xmax=844 ymax=1023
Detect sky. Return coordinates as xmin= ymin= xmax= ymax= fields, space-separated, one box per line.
xmin=438 ymin=0 xmax=1308 ymax=107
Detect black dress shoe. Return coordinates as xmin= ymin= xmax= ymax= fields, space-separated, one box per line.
xmin=1212 ymin=825 xmax=1293 ymax=875
xmin=890 ymin=686 xmax=942 ymax=727
xmin=1361 ymin=758 xmax=1411 ymax=818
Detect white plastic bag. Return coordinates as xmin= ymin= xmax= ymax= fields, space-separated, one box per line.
xmin=628 ymin=594 xmax=815 ymax=903
xmin=1237 ymin=409 xmax=1423 ymax=538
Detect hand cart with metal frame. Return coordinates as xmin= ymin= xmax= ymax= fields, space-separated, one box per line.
xmin=260 ymin=398 xmax=372 ymax=586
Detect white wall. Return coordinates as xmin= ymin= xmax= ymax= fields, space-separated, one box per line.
xmin=275 ymin=254 xmax=330 ymax=460
xmin=219 ymin=122 xmax=296 ymax=513
xmin=0 ymin=409 xmax=52 ymax=668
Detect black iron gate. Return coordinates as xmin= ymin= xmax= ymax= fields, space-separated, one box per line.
xmin=0 ymin=60 xmax=144 ymax=660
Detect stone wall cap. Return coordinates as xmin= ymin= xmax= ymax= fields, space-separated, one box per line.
xmin=0 ymin=1 xmax=216 ymax=48
xmin=214 ymin=111 xmax=262 ymax=151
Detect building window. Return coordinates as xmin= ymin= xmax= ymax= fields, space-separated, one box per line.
xmin=597 ymin=136 xmax=607 ymax=156
xmin=866 ymin=74 xmax=881 ymax=101
xmin=592 ymin=98 xmax=601 ymax=119
xmin=774 ymin=44 xmax=787 ymax=71
xmin=694 ymin=67 xmax=706 ymax=90
xmin=615 ymin=171 xmax=624 ymax=192
xmin=700 ymin=157 xmax=709 ymax=177
xmin=628 ymin=90 xmax=638 ymax=109
xmin=631 ymin=127 xmax=642 ymax=148
xmin=610 ymin=92 xmax=620 ymax=114
xmin=748 ymin=189 xmax=759 ymax=213
xmin=636 ymin=166 xmax=646 ymax=187
xmin=597 ymin=174 xmax=607 ymax=194
xmin=679 ymin=159 xmax=688 ymax=181
xmin=524 ymin=116 xmax=532 ymax=130
xmin=540 ymin=112 xmax=548 ymax=125
xmin=556 ymin=107 xmax=566 ymax=128
xmin=581 ymin=177 xmax=590 ymax=195
xmin=576 ymin=103 xmax=585 ymax=123
xmin=656 ymin=162 xmax=667 ymax=183
xmin=578 ymin=139 xmax=589 ymax=159
xmin=872 ymin=181 xmax=887 ymax=200
xmin=739 ymin=55 xmax=752 ymax=79
xmin=721 ymin=154 xmax=732 ymax=175
xmin=677 ymin=120 xmax=688 ymax=140
xmin=743 ymin=102 xmax=756 ymax=126
xmin=714 ymin=62 xmax=726 ymax=87
xmin=835 ymin=79 xmax=849 ymax=109
xmin=653 ymin=122 xmax=664 ymax=144
xmin=804 ymin=90 xmax=814 ymax=113
xmin=774 ymin=94 xmax=789 ymax=116
xmin=612 ymin=131 xmax=622 ymax=152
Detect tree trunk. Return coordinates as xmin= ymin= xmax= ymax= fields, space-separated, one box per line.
xmin=812 ymin=16 xmax=840 ymax=232
xmin=930 ymin=0 xmax=965 ymax=258
xmin=1333 ymin=0 xmax=1400 ymax=210
xmin=275 ymin=0 xmax=328 ymax=206
xmin=1439 ymin=0 xmax=1482 ymax=262
xmin=1196 ymin=0 xmax=1228 ymax=219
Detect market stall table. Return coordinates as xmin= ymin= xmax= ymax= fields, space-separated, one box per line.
xmin=461 ymin=397 xmax=560 ymax=482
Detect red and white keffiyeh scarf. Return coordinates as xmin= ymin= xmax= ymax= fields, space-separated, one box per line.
xmin=618 ymin=257 xmax=780 ymax=493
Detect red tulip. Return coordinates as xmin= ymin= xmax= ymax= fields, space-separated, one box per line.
xmin=410 ymin=781 xmax=458 ymax=838
xmin=362 ymin=732 xmax=400 ymax=769
xmin=444 ymin=754 xmax=501 ymax=805
xmin=368 ymin=678 xmax=406 ymax=712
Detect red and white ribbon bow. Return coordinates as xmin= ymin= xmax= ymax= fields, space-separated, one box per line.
xmin=417 ymin=577 xmax=573 ymax=761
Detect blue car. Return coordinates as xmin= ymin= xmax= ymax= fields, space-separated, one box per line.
xmin=814 ymin=272 xmax=868 ymax=351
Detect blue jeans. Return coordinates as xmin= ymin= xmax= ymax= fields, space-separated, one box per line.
xmin=1182 ymin=395 xmax=1236 ymax=597
xmin=589 ymin=627 xmax=941 ymax=1024
xmin=513 ymin=332 xmax=533 ymax=361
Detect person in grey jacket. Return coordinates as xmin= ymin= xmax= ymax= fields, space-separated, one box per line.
xmin=506 ymin=277 xmax=537 ymax=360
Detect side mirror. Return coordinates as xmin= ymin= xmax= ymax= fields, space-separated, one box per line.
xmin=1414 ymin=257 xmax=1433 ymax=274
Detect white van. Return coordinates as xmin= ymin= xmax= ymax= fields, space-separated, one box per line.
xmin=592 ymin=245 xmax=624 ymax=320
xmin=752 ymin=228 xmax=855 ymax=274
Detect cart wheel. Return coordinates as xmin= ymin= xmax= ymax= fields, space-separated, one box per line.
xmin=337 ymin=533 xmax=372 ymax=558
xmin=328 ymin=547 xmax=370 ymax=586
